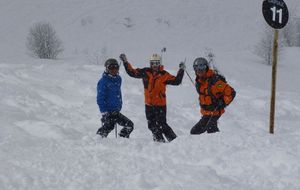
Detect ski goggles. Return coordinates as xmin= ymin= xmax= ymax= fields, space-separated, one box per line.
xmin=193 ymin=63 xmax=208 ymax=72
xmin=107 ymin=64 xmax=119 ymax=70
xmin=150 ymin=61 xmax=161 ymax=66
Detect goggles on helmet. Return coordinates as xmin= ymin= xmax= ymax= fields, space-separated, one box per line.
xmin=193 ymin=63 xmax=208 ymax=72
xmin=150 ymin=60 xmax=161 ymax=66
xmin=107 ymin=64 xmax=119 ymax=70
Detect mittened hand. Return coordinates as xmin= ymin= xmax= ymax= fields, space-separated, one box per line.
xmin=119 ymin=54 xmax=127 ymax=63
xmin=102 ymin=111 xmax=119 ymax=120
xmin=110 ymin=111 xmax=120 ymax=116
xmin=179 ymin=62 xmax=186 ymax=70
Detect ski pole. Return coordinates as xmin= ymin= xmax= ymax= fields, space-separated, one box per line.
xmin=181 ymin=57 xmax=195 ymax=85
xmin=204 ymin=105 xmax=220 ymax=131
xmin=115 ymin=123 xmax=118 ymax=138
xmin=160 ymin=47 xmax=166 ymax=62
xmin=185 ymin=70 xmax=195 ymax=85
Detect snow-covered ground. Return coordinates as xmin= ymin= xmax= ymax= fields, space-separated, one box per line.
xmin=1 ymin=0 xmax=300 ymax=189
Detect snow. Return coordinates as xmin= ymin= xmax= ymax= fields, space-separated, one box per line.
xmin=1 ymin=0 xmax=300 ymax=189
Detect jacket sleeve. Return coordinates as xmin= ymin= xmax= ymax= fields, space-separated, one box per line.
xmin=165 ymin=69 xmax=185 ymax=85
xmin=123 ymin=61 xmax=145 ymax=78
xmin=195 ymin=80 xmax=201 ymax=95
xmin=97 ymin=78 xmax=107 ymax=113
xmin=213 ymin=80 xmax=236 ymax=106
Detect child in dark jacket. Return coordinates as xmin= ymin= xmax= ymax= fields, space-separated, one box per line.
xmin=96 ymin=58 xmax=134 ymax=138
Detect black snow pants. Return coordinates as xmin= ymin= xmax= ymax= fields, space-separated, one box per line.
xmin=97 ymin=112 xmax=134 ymax=138
xmin=145 ymin=105 xmax=177 ymax=142
xmin=190 ymin=115 xmax=220 ymax=135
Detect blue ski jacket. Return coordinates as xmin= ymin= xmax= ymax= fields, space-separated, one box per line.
xmin=97 ymin=72 xmax=122 ymax=113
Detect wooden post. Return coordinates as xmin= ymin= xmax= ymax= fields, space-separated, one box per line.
xmin=269 ymin=29 xmax=279 ymax=134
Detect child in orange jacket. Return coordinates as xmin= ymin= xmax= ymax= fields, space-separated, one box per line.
xmin=191 ymin=57 xmax=236 ymax=134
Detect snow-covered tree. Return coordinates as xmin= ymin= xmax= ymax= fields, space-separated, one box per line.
xmin=255 ymin=27 xmax=276 ymax=65
xmin=26 ymin=22 xmax=63 ymax=59
xmin=281 ymin=17 xmax=300 ymax=47
xmin=294 ymin=17 xmax=300 ymax=46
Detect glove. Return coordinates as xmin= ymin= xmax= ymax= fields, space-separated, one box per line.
xmin=101 ymin=112 xmax=109 ymax=123
xmin=101 ymin=111 xmax=119 ymax=121
xmin=179 ymin=62 xmax=186 ymax=70
xmin=102 ymin=111 xmax=119 ymax=117
xmin=217 ymin=99 xmax=226 ymax=109
xmin=110 ymin=111 xmax=120 ymax=116
xmin=119 ymin=54 xmax=127 ymax=63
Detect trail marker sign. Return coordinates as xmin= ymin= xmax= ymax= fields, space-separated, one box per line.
xmin=262 ymin=0 xmax=289 ymax=134
xmin=262 ymin=0 xmax=289 ymax=29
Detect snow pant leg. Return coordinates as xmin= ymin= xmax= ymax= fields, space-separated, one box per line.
xmin=190 ymin=115 xmax=221 ymax=134
xmin=97 ymin=114 xmax=117 ymax=137
xmin=116 ymin=112 xmax=134 ymax=138
xmin=155 ymin=106 xmax=177 ymax=142
xmin=161 ymin=123 xmax=177 ymax=142
xmin=145 ymin=105 xmax=165 ymax=142
xmin=190 ymin=115 xmax=211 ymax=135
xmin=206 ymin=116 xmax=220 ymax=133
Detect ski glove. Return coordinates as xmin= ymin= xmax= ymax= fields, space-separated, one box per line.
xmin=102 ymin=111 xmax=119 ymax=116
xmin=217 ymin=99 xmax=226 ymax=109
xmin=119 ymin=54 xmax=127 ymax=63
xmin=109 ymin=111 xmax=120 ymax=116
xmin=179 ymin=62 xmax=186 ymax=70
xmin=102 ymin=111 xmax=119 ymax=121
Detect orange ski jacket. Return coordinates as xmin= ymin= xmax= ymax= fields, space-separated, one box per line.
xmin=123 ymin=62 xmax=184 ymax=106
xmin=195 ymin=69 xmax=236 ymax=116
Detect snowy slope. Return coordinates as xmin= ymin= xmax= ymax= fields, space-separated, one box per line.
xmin=1 ymin=0 xmax=300 ymax=190
xmin=0 ymin=0 xmax=288 ymax=61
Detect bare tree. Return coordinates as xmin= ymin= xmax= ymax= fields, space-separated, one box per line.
xmin=279 ymin=6 xmax=300 ymax=47
xmin=86 ymin=46 xmax=109 ymax=65
xmin=27 ymin=22 xmax=63 ymax=59
xmin=294 ymin=17 xmax=300 ymax=46
xmin=281 ymin=17 xmax=300 ymax=47
xmin=256 ymin=7 xmax=300 ymax=65
xmin=255 ymin=27 xmax=274 ymax=65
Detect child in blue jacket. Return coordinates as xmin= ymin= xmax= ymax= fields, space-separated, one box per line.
xmin=96 ymin=58 xmax=134 ymax=138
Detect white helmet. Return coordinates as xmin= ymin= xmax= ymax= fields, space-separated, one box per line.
xmin=149 ymin=54 xmax=161 ymax=65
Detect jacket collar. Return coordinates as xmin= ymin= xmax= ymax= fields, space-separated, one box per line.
xmin=149 ymin=65 xmax=164 ymax=74
xmin=103 ymin=72 xmax=119 ymax=79
xmin=196 ymin=69 xmax=215 ymax=81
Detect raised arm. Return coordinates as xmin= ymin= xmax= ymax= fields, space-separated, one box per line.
xmin=120 ymin=54 xmax=145 ymax=78
xmin=165 ymin=62 xmax=185 ymax=85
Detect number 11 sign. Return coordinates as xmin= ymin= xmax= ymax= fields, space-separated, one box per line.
xmin=263 ymin=0 xmax=289 ymax=29
xmin=262 ymin=0 xmax=289 ymax=134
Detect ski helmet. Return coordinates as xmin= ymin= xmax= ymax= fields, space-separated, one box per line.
xmin=149 ymin=54 xmax=161 ymax=66
xmin=193 ymin=57 xmax=209 ymax=72
xmin=104 ymin=58 xmax=119 ymax=72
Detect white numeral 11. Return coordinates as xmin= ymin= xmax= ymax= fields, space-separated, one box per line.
xmin=271 ymin=6 xmax=283 ymax=24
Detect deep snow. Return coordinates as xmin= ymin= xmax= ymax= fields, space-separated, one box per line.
xmin=1 ymin=0 xmax=300 ymax=190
